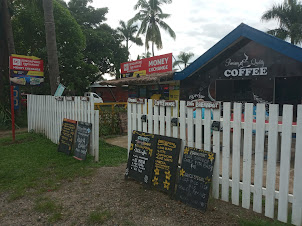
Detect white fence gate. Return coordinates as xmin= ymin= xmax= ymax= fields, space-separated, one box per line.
xmin=128 ymin=99 xmax=302 ymax=226
xmin=27 ymin=95 xmax=99 ymax=161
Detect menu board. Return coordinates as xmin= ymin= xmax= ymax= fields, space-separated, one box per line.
xmin=151 ymin=135 xmax=181 ymax=195
xmin=58 ymin=118 xmax=77 ymax=155
xmin=73 ymin=121 xmax=92 ymax=160
xmin=125 ymin=131 xmax=157 ymax=185
xmin=175 ymin=146 xmax=216 ymax=211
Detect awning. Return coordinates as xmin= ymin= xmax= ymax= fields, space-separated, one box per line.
xmin=98 ymin=71 xmax=175 ymax=86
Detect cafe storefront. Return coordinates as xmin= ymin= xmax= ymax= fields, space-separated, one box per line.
xmin=174 ymin=23 xmax=302 ymax=115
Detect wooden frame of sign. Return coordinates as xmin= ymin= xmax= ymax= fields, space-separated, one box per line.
xmin=125 ymin=131 xmax=157 ymax=186
xmin=73 ymin=121 xmax=92 ymax=160
xmin=58 ymin=118 xmax=77 ymax=155
xmin=151 ymin=135 xmax=181 ymax=195
xmin=175 ymin=146 xmax=216 ymax=211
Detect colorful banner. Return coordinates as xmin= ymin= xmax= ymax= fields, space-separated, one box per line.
xmin=9 ymin=54 xmax=44 ymax=86
xmin=121 ymin=53 xmax=172 ymax=78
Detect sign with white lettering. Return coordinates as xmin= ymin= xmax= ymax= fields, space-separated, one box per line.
xmin=73 ymin=121 xmax=92 ymax=160
xmin=186 ymin=101 xmax=220 ymax=109
xmin=224 ymin=53 xmax=267 ymax=77
xmin=121 ymin=53 xmax=172 ymax=78
xmin=154 ymin=100 xmax=176 ymax=107
xmin=175 ymin=146 xmax=216 ymax=211
xmin=125 ymin=131 xmax=157 ymax=185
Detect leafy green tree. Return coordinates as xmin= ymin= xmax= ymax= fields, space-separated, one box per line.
xmin=261 ymin=0 xmax=302 ymax=45
xmin=130 ymin=0 xmax=176 ymax=56
xmin=68 ymin=0 xmax=128 ymax=79
xmin=12 ymin=0 xmax=95 ymax=95
xmin=173 ymin=51 xmax=194 ymax=70
xmin=117 ymin=20 xmax=143 ymax=57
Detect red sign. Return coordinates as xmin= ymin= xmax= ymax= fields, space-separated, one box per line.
xmin=9 ymin=55 xmax=44 ymax=86
xmin=121 ymin=53 xmax=172 ymax=77
xmin=10 ymin=56 xmax=43 ymax=72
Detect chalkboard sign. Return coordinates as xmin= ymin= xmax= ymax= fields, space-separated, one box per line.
xmin=58 ymin=118 xmax=77 ymax=155
xmin=175 ymin=146 xmax=216 ymax=211
xmin=125 ymin=130 xmax=157 ymax=185
xmin=73 ymin=121 xmax=92 ymax=160
xmin=151 ymin=135 xmax=181 ymax=195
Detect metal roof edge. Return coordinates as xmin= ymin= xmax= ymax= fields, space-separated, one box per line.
xmin=174 ymin=23 xmax=302 ymax=80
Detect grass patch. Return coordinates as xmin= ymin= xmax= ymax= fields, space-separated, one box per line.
xmin=99 ymin=138 xmax=128 ymax=166
xmin=87 ymin=210 xmax=112 ymax=224
xmin=0 ymin=132 xmax=127 ymax=200
xmin=34 ymin=197 xmax=63 ymax=223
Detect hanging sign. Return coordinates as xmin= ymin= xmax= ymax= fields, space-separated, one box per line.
xmin=9 ymin=54 xmax=44 ymax=86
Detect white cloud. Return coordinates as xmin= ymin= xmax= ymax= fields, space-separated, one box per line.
xmin=91 ymin=0 xmax=283 ymax=64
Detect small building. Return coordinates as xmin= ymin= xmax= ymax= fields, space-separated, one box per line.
xmin=98 ymin=71 xmax=179 ymax=101
xmin=174 ymin=23 xmax=302 ymax=115
xmin=90 ymin=84 xmax=128 ymax=102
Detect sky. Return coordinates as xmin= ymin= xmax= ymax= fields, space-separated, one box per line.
xmin=91 ymin=0 xmax=284 ymax=78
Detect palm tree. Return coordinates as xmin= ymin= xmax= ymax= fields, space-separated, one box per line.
xmin=173 ymin=52 xmax=194 ymax=70
xmin=42 ymin=0 xmax=60 ymax=94
xmin=117 ymin=20 xmax=143 ymax=55
xmin=130 ymin=0 xmax=176 ymax=56
xmin=261 ymin=0 xmax=302 ymax=45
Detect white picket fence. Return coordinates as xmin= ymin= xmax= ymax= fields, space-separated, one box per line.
xmin=127 ymin=99 xmax=302 ymax=226
xmin=27 ymin=95 xmax=100 ymax=161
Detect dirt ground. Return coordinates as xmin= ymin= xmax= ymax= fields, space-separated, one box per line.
xmin=0 ymin=133 xmax=281 ymax=225
xmin=0 ymin=163 xmax=274 ymax=226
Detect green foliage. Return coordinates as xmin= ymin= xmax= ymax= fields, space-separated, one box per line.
xmin=0 ymin=132 xmax=127 ymax=199
xmin=68 ymin=0 xmax=128 ymax=80
xmin=117 ymin=20 xmax=143 ymax=58
xmin=0 ymin=105 xmax=11 ymax=130
xmin=87 ymin=209 xmax=112 ymax=224
xmin=11 ymin=0 xmax=128 ymax=95
xmin=261 ymin=0 xmax=302 ymax=45
xmin=99 ymin=107 xmax=127 ymax=136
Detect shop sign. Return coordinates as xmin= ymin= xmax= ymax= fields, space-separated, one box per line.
xmin=121 ymin=53 xmax=172 ymax=78
xmin=224 ymin=53 xmax=267 ymax=77
xmin=9 ymin=54 xmax=44 ymax=86
xmin=154 ymin=100 xmax=176 ymax=107
xmin=186 ymin=100 xmax=220 ymax=109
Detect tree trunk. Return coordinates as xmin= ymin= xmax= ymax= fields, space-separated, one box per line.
xmin=1 ymin=0 xmax=15 ymax=106
xmin=43 ymin=0 xmax=60 ymax=95
xmin=152 ymin=41 xmax=154 ymax=57
xmin=2 ymin=0 xmax=15 ymax=55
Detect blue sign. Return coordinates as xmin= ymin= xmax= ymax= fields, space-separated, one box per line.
xmin=13 ymin=86 xmax=19 ymax=110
